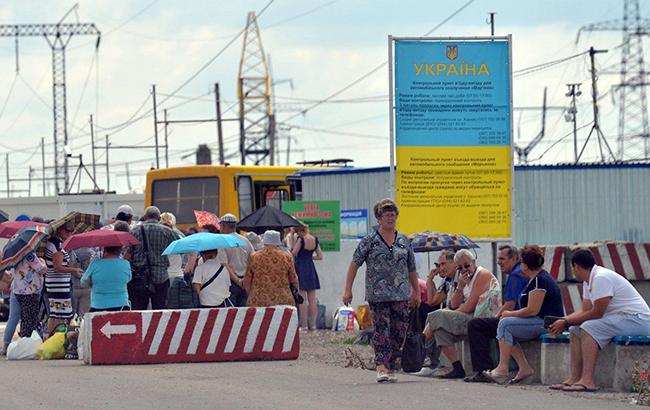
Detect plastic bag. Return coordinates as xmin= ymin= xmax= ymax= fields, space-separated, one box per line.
xmin=36 ymin=331 xmax=66 ymax=360
xmin=357 ymin=304 xmax=373 ymax=330
xmin=6 ymin=331 xmax=43 ymax=360
xmin=332 ymin=306 xmax=359 ymax=332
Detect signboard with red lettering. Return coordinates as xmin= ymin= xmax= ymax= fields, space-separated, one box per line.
xmin=283 ymin=200 xmax=340 ymax=251
xmin=80 ymin=306 xmax=299 ymax=365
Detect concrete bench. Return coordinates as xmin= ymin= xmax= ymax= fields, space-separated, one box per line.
xmin=612 ymin=336 xmax=650 ymax=392
xmin=540 ymin=332 xmax=650 ymax=391
xmin=457 ymin=338 xmax=542 ymax=383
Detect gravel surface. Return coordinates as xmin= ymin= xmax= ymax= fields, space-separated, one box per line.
xmin=298 ymin=329 xmax=644 ymax=407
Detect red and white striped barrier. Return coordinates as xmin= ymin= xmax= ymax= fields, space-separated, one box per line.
xmin=543 ymin=243 xmax=650 ymax=283
xmin=80 ymin=306 xmax=299 ymax=365
xmin=559 ymin=283 xmax=583 ymax=315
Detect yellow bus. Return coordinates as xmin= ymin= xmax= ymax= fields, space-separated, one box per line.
xmin=145 ymin=165 xmax=307 ymax=228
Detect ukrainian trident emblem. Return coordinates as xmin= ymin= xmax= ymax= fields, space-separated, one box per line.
xmin=446 ymin=45 xmax=458 ymax=60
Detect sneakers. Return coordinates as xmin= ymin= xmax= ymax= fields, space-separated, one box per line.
xmin=387 ymin=372 xmax=398 ymax=383
xmin=437 ymin=367 xmax=466 ymax=379
xmin=411 ymin=367 xmax=436 ymax=377
xmin=376 ymin=370 xmax=390 ymax=383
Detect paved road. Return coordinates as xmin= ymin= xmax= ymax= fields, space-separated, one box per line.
xmin=0 ymin=357 xmax=635 ymax=409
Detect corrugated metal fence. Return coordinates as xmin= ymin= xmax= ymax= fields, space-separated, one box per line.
xmin=301 ymin=163 xmax=650 ymax=245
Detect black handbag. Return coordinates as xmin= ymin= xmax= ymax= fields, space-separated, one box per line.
xmin=129 ymin=225 xmax=156 ymax=294
xmin=400 ymin=308 xmax=425 ymax=373
xmin=290 ymin=284 xmax=304 ymax=305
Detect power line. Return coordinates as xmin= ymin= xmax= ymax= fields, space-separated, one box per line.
xmin=282 ymin=0 xmax=475 ymax=123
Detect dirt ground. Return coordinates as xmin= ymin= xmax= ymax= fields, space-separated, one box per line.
xmin=298 ymin=329 xmax=647 ymax=407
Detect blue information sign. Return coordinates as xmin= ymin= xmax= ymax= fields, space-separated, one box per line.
xmin=394 ymin=40 xmax=511 ymax=147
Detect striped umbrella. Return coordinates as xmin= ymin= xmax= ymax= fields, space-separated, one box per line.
xmin=407 ymin=231 xmax=480 ymax=253
xmin=0 ymin=225 xmax=50 ymax=270
xmin=49 ymin=211 xmax=101 ymax=233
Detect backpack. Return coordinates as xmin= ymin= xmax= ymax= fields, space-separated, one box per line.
xmin=167 ymin=277 xmax=199 ymax=309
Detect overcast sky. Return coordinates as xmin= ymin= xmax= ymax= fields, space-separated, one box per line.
xmin=0 ymin=0 xmax=638 ymax=195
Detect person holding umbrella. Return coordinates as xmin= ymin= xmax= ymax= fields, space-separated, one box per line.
xmin=63 ymin=228 xmax=140 ymax=313
xmin=44 ymin=223 xmax=83 ymax=334
xmin=80 ymin=245 xmax=132 ymax=312
xmin=0 ymin=225 xmax=50 ymax=346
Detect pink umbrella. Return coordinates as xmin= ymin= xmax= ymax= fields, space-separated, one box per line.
xmin=62 ymin=229 xmax=140 ymax=250
xmin=0 ymin=221 xmax=49 ymax=239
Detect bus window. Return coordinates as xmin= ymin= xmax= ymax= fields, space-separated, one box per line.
xmin=152 ymin=177 xmax=219 ymax=224
xmin=264 ymin=189 xmax=289 ymax=209
xmin=238 ymin=176 xmax=253 ymax=219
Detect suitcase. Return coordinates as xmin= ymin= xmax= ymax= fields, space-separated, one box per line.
xmin=167 ymin=276 xmax=199 ymax=309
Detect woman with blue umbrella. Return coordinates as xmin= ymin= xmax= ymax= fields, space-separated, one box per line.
xmin=163 ymin=233 xmax=244 ymax=308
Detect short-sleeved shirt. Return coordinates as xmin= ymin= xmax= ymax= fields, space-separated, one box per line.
xmin=352 ymin=230 xmax=416 ymax=303
xmin=81 ymin=258 xmax=131 ymax=309
xmin=503 ymin=263 xmax=528 ymax=309
xmin=10 ymin=252 xmax=46 ymax=295
xmin=519 ymin=270 xmax=564 ymax=319
xmin=216 ymin=233 xmax=255 ymax=278
xmin=583 ymin=265 xmax=650 ymax=316
xmin=193 ymin=258 xmax=230 ymax=307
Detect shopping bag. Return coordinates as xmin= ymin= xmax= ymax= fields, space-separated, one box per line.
xmin=6 ymin=331 xmax=43 ymax=360
xmin=400 ymin=309 xmax=425 ymax=373
xmin=332 ymin=306 xmax=359 ymax=332
xmin=357 ymin=304 xmax=373 ymax=330
xmin=36 ymin=331 xmax=66 ymax=360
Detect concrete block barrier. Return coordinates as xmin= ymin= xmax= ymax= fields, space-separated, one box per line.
xmin=540 ymin=333 xmax=615 ymax=388
xmin=81 ymin=306 xmax=299 ymax=365
xmin=613 ymin=336 xmax=650 ymax=392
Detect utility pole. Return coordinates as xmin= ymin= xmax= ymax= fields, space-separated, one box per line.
xmin=565 ymin=83 xmax=582 ymax=163
xmin=90 ymin=114 xmax=97 ymax=182
xmin=215 ymin=83 xmax=225 ymax=164
xmin=125 ymin=163 xmax=132 ymax=192
xmin=577 ymin=47 xmax=616 ymax=162
xmin=41 ymin=137 xmax=46 ymax=196
xmin=152 ymin=84 xmax=160 ymax=168
xmin=5 ymin=154 xmax=9 ymax=198
xmin=577 ymin=0 xmax=650 ymax=160
xmin=28 ymin=167 xmax=32 ymax=197
xmin=164 ymin=109 xmax=169 ymax=168
xmin=105 ymin=135 xmax=110 ymax=192
xmin=0 ymin=20 xmax=101 ymax=194
xmin=487 ymin=12 xmax=496 ymax=36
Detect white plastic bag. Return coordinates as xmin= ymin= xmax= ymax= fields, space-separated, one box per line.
xmin=7 ymin=330 xmax=43 ymax=360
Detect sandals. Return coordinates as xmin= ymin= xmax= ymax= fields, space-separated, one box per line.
xmin=563 ymin=383 xmax=599 ymax=392
xmin=549 ymin=382 xmax=571 ymax=390
xmin=482 ymin=370 xmax=511 ymax=385
xmin=509 ymin=373 xmax=534 ymax=385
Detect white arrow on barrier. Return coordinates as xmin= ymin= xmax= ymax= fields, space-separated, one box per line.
xmin=101 ymin=322 xmax=137 ymax=339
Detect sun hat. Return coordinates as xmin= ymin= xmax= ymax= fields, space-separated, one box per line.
xmin=262 ymin=230 xmax=282 ymax=247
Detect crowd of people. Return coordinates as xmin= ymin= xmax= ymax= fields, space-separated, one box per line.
xmin=343 ymin=198 xmax=650 ymax=389
xmin=1 ymin=204 xmax=324 ymax=357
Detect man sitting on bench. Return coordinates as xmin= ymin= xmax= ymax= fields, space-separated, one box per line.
xmin=549 ymin=248 xmax=650 ymax=392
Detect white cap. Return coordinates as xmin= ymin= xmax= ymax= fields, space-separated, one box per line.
xmin=262 ymin=230 xmax=282 ymax=246
xmin=116 ymin=204 xmax=134 ymax=217
xmin=220 ymin=213 xmax=238 ymax=223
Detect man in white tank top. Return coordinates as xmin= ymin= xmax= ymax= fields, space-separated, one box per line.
xmin=422 ymin=249 xmax=495 ymax=379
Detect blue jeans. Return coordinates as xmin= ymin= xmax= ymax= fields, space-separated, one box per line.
xmin=496 ymin=316 xmax=545 ymax=345
xmin=4 ymin=293 xmax=20 ymax=346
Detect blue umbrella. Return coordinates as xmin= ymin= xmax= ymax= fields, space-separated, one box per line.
xmin=162 ymin=233 xmax=245 ymax=255
xmin=0 ymin=225 xmax=49 ymax=270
